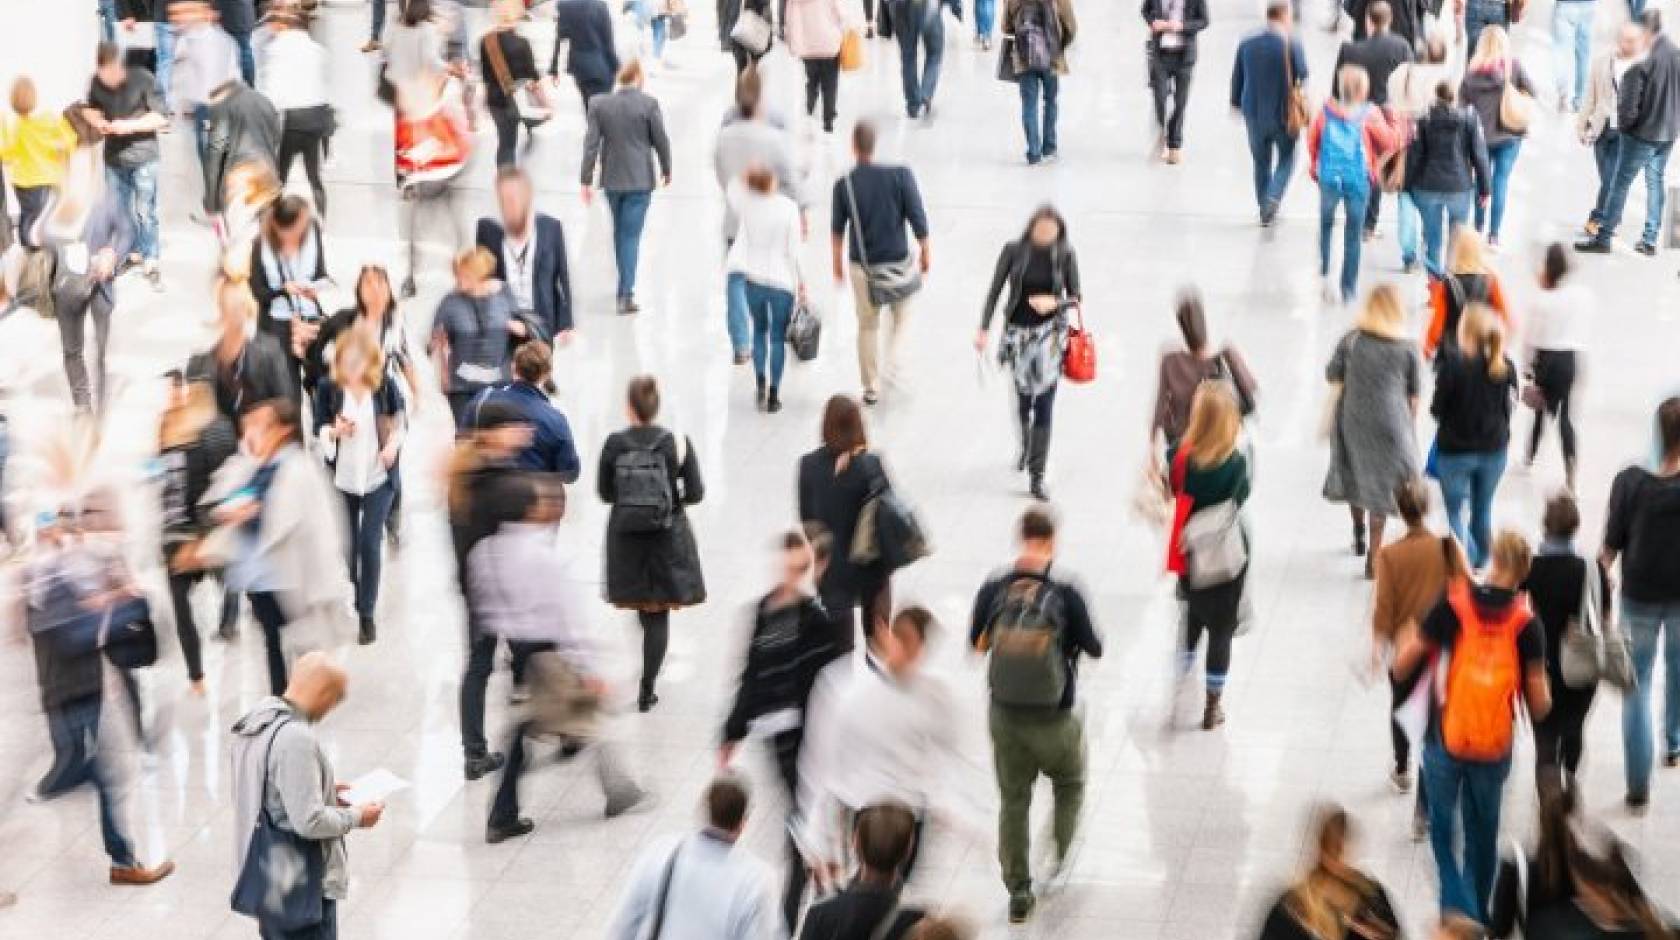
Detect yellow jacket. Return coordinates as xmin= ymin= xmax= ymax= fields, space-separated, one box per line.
xmin=1 ymin=113 xmax=76 ymax=189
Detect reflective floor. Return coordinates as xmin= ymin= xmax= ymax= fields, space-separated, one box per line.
xmin=2 ymin=0 xmax=1679 ymax=937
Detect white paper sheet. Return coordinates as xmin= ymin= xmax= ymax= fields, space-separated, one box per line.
xmin=341 ymin=768 xmax=410 ymax=806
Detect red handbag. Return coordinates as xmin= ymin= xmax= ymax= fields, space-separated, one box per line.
xmin=1062 ymin=303 xmax=1096 ymax=383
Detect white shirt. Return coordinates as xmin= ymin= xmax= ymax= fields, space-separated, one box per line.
xmin=1525 ymin=283 xmax=1591 ymax=354
xmin=1610 ymin=56 xmax=1638 ymax=130
xmin=258 ymin=30 xmax=330 ymax=112
xmin=320 ymin=388 xmax=388 ymax=495
xmin=725 ymin=185 xmax=805 ymax=292
xmin=468 ymin=524 xmax=603 ymax=670
xmin=501 ymin=219 xmax=538 ymax=312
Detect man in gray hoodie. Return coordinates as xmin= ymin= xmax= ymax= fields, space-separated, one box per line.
xmin=229 ymin=652 xmax=382 ymax=939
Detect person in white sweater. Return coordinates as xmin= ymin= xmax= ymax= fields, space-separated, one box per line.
xmin=1523 ymin=243 xmax=1590 ymax=489
xmin=727 ymin=165 xmax=807 ymax=413
xmin=258 ymin=13 xmax=332 ymax=214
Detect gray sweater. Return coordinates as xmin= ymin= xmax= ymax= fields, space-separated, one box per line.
xmin=230 ymin=698 xmax=357 ymax=901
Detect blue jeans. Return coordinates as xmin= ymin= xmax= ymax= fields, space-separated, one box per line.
xmin=1474 ymin=139 xmax=1521 ymax=240
xmin=1552 ymin=1 xmax=1594 ymax=108
xmin=1397 ymin=191 xmax=1421 ymax=266
xmin=1597 ymin=134 xmax=1673 ymax=247
xmin=1018 ymin=71 xmax=1059 ymax=162
xmin=1412 ymin=189 xmax=1473 ymax=278
xmin=1435 ymin=449 xmax=1506 ymax=570
xmin=1589 ymin=129 xmax=1621 ymax=224
xmin=745 ymin=281 xmax=794 ymax=388
xmin=1423 ymin=739 xmax=1511 ymax=922
xmin=605 ymin=190 xmax=653 ymax=299
xmin=155 ymin=23 xmax=177 ymax=111
xmin=893 ymin=0 xmax=945 ymax=115
xmin=371 ymin=0 xmax=387 ymax=41
xmin=976 ymin=0 xmax=996 ymax=36
xmin=343 ymin=482 xmax=396 ymax=619
xmin=106 ymin=162 xmax=160 ymax=262
xmin=1245 ymin=124 xmax=1297 ymax=215
xmin=1464 ymin=0 xmax=1508 ymax=64
xmin=1630 ymin=0 xmax=1649 ymax=20
xmin=1621 ymin=599 xmax=1680 ymax=799
xmin=1318 ymin=176 xmax=1368 ymax=302
xmin=41 ymin=696 xmax=138 ymax=868
xmin=726 ymin=269 xmax=750 ymax=355
xmin=100 ymin=0 xmax=118 ymax=41
xmin=232 ymin=32 xmax=256 ymax=85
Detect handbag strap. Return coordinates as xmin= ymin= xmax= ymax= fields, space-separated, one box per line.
xmin=645 ymin=839 xmax=686 ymax=940
xmin=1580 ymin=558 xmax=1603 ymax=638
xmin=254 ymin=716 xmax=296 ymax=831
xmin=842 ymin=171 xmax=874 ymax=267
xmin=868 ymin=903 xmax=902 ymax=940
xmin=484 ymin=30 xmax=517 ymax=97
xmin=1280 ymin=32 xmax=1296 ymax=90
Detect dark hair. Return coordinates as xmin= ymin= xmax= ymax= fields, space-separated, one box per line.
xmin=907 ymin=917 xmax=974 ymax=940
xmin=1020 ymin=204 xmax=1068 ymax=245
xmin=96 ymin=42 xmax=123 ymax=67
xmin=853 ymin=802 xmax=917 ymax=873
xmin=706 ymin=774 xmax=750 ymax=832
xmin=355 ymin=265 xmax=394 ymax=316
xmin=891 ymin=606 xmax=934 ymax=643
xmin=820 ymin=394 xmax=867 ymax=452
xmin=250 ymin=397 xmax=301 ymax=439
xmin=852 ymin=120 xmax=877 ymax=158
xmin=1020 ymin=506 xmax=1056 ymax=542
xmin=513 ymin=340 xmax=553 ymax=384
xmin=401 ymin=0 xmax=432 ymax=26
xmin=735 ymin=64 xmax=761 ymax=117
xmin=1175 ymin=290 xmax=1208 ymax=353
xmin=1532 ymin=777 xmax=1579 ymax=901
xmin=1366 ymin=0 xmax=1392 ymax=29
xmin=1434 ymin=80 xmax=1456 ymax=105
xmin=1543 ymin=492 xmax=1581 ymax=540
xmin=627 ymin=375 xmax=660 ymax=423
xmin=1265 ymin=0 xmax=1291 ymax=21
xmin=1659 ymin=397 xmax=1680 ymax=458
xmin=1642 ymin=8 xmax=1663 ymax=32
xmin=1394 ymin=477 xmax=1429 ymax=526
xmin=745 ymin=164 xmax=775 ymax=195
xmin=1424 ymin=36 xmax=1449 ymax=64
xmin=1541 ymin=243 xmax=1570 ymax=290
xmin=267 ymin=195 xmax=310 ymax=241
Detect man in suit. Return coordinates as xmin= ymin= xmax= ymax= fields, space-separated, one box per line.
xmin=1333 ymin=1 xmax=1412 ymax=238
xmin=1345 ymin=0 xmax=1427 ymax=47
xmin=1578 ymin=10 xmax=1680 ymax=256
xmin=476 ymin=166 xmax=574 ymax=343
xmin=1230 ymin=0 xmax=1308 ymax=226
xmin=1142 ymin=0 xmax=1209 ymax=164
xmin=549 ymin=0 xmax=620 ymax=108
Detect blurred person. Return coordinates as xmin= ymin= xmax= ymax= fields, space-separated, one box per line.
xmin=1579 ymin=23 xmax=1645 ymax=240
xmin=475 ymin=166 xmax=574 ymax=343
xmin=1424 ymin=228 xmax=1509 ymax=360
xmin=1323 ymin=284 xmax=1423 ymax=574
xmin=1459 ymin=27 xmax=1533 ymax=248
xmin=476 ymin=478 xmax=654 ymax=843
xmin=893 ymin=0 xmax=959 ymax=120
xmin=1405 ymin=82 xmax=1491 ymax=279
xmin=1600 ymin=396 xmax=1680 ymax=813
xmin=1384 ymin=35 xmax=1453 ymax=273
xmin=186 ymin=278 xmax=296 ymax=432
xmin=1393 ymin=530 xmax=1550 ymax=923
xmin=1307 ymin=64 xmax=1397 ymax=304
xmin=549 ymin=0 xmax=621 ymax=107
xmin=719 ymin=528 xmax=845 ymax=930
xmin=785 ymin=0 xmax=850 ymax=133
xmin=1552 ymin=0 xmax=1595 ymax=113
xmin=1487 ymin=779 xmax=1581 ymax=939
xmin=1 ymin=77 xmax=77 ymax=249
xmin=366 ymin=0 xmax=391 ymax=50
xmin=45 ymin=157 xmax=132 ymax=414
xmin=1005 ymin=0 xmax=1077 ymax=164
xmin=606 ymin=775 xmax=781 ymax=940
xmin=229 ymin=652 xmax=383 ymax=937
xmin=598 ymin=375 xmax=707 ymax=712
xmin=1431 ymin=305 xmax=1517 ymax=571
xmin=313 ymin=328 xmax=405 ymax=646
xmin=1331 ymin=1 xmax=1411 ymax=241
xmin=248 ymin=195 xmax=327 ymax=390
xmin=158 ymin=373 xmax=239 ymax=689
xmin=726 ymin=0 xmax=774 ymax=75
xmin=1166 ymin=384 xmax=1252 ymax=730
xmin=1524 ymin=244 xmax=1589 ymax=488
xmin=1257 ymin=805 xmax=1399 ymax=939
xmin=581 ymin=60 xmax=673 ymax=315
xmin=1230 ymin=0 xmax=1309 ymax=225
xmin=384 ymin=0 xmax=448 ymax=97
xmin=430 ymin=247 xmax=528 ymax=429
xmin=168 ymin=1 xmax=240 ymax=173
xmin=971 ymin=506 xmax=1102 ymax=924
xmin=1149 ymin=290 xmax=1258 ymax=448
xmin=481 ymin=0 xmax=544 ymax=167
xmin=798 ymin=395 xmax=892 ymax=650
xmin=798 ymin=802 xmax=928 ymax=939
xmin=117 ymin=0 xmax=172 ymax=103
xmin=728 ymin=164 xmax=808 ymax=414
xmin=214 ymin=159 xmax=280 ymax=271
xmin=84 ymin=42 xmax=168 ymax=288
xmin=214 ymin=0 xmax=258 ymax=83
xmin=258 ymin=12 xmax=332 ymax=215
xmin=201 ymin=77 xmax=282 ymax=222
xmin=1576 ymin=11 xmax=1680 ymax=258
xmin=1523 ymin=493 xmax=1607 ymax=796
xmin=1462 ymin=0 xmax=1510 ymax=61
xmin=467 ymin=341 xmax=581 ymax=480
xmin=308 ymin=265 xmax=421 ymax=411
xmin=1142 ymin=0 xmax=1207 ymax=164
xmin=625 ymin=0 xmax=673 ymax=66
xmin=394 ymin=68 xmax=472 ymax=298
xmin=975 ymin=205 xmax=1083 ymax=500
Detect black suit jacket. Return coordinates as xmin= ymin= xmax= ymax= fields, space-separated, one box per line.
xmin=1332 ymin=31 xmax=1414 ymax=107
xmin=1140 ymin=0 xmax=1209 ymax=66
xmin=475 ymin=214 xmax=573 ymax=336
xmin=1348 ymin=0 xmax=1429 ymax=47
xmin=550 ymin=0 xmax=620 ymax=86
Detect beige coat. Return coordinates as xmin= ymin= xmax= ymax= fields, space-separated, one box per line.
xmin=1003 ymin=0 xmax=1078 ymax=75
xmin=785 ymin=0 xmax=850 ymax=59
xmin=1578 ymin=51 xmax=1624 ymax=143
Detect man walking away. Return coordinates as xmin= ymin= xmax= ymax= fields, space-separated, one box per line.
xmin=797 ymin=803 xmax=927 ymax=940
xmin=970 ymin=506 xmax=1102 ymax=924
xmin=1601 ymin=397 xmax=1680 ymax=813
xmin=891 ymin=0 xmax=958 ymax=119
xmin=1007 ymin=0 xmax=1077 ymax=165
xmin=229 ymin=653 xmax=384 ymax=938
xmin=1577 ymin=11 xmax=1680 ymax=257
xmin=1231 ymin=0 xmax=1309 ymax=226
xmin=550 ymin=0 xmax=621 ymax=107
xmin=1332 ymin=1 xmax=1412 ymax=240
xmin=1142 ymin=0 xmax=1205 ymax=164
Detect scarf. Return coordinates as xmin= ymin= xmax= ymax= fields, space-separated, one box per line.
xmin=259 ymin=226 xmax=321 ymax=322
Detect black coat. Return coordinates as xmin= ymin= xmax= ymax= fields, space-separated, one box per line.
xmin=1347 ymin=0 xmax=1429 ymax=46
xmin=721 ymin=593 xmax=843 ymax=744
xmin=1332 ymin=31 xmax=1413 ymax=107
xmin=1140 ymin=0 xmax=1209 ymax=66
xmin=797 ymin=446 xmax=889 ymax=601
xmin=1621 ymin=34 xmax=1680 ymax=144
xmin=1406 ymin=103 xmax=1491 ymax=196
xmin=161 ymin=414 xmax=238 ymax=547
xmin=475 ymin=214 xmax=573 ymax=336
xmin=598 ymin=426 xmax=706 ymax=608
xmin=550 ymin=0 xmax=620 ymax=85
xmin=185 ymin=332 xmax=297 ymax=427
xmin=980 ymin=237 xmax=1081 ymax=331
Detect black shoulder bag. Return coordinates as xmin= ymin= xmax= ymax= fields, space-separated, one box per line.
xmin=230 ymin=719 xmax=328 ymax=930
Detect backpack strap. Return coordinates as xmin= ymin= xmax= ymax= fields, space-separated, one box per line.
xmin=868 ymin=903 xmax=902 ymax=940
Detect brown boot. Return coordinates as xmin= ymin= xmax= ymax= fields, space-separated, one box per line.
xmin=110 ymin=861 xmax=175 ymax=886
xmin=1201 ymin=691 xmax=1225 ymax=730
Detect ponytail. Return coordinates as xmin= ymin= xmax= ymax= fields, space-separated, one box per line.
xmin=1484 ymin=325 xmax=1508 ymax=381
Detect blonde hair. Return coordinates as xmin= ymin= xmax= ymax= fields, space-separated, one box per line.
xmin=1337 ymin=64 xmax=1370 ymax=104
xmin=1183 ymin=384 xmax=1241 ymax=469
xmin=1490 ymin=529 xmax=1532 ymax=583
xmin=1469 ymin=24 xmax=1512 ymax=72
xmin=617 ymin=59 xmax=643 ymax=86
xmin=1458 ymin=303 xmax=1510 ymax=381
xmin=216 ymin=277 xmax=258 ymax=321
xmin=1447 ymin=226 xmax=1487 ymax=275
xmin=332 ymin=325 xmax=387 ymax=391
xmin=1356 ymin=284 xmax=1407 ymax=339
xmin=10 ymin=76 xmax=36 ymax=115
xmin=453 ymin=246 xmax=497 ymax=282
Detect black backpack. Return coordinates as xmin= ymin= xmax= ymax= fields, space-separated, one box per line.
xmin=1627 ymin=475 xmax=1680 ymax=596
xmin=1014 ymin=0 xmax=1058 ymax=74
xmin=612 ymin=435 xmax=676 ymax=534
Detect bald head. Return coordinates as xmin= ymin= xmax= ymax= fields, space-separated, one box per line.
xmin=286 ymin=652 xmax=349 ymax=721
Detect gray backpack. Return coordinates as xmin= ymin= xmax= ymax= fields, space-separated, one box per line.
xmin=985 ymin=573 xmax=1067 ymax=707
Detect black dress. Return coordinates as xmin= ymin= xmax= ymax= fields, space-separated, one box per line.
xmin=598 ymin=425 xmax=706 ymax=609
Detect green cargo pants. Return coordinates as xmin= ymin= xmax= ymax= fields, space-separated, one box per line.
xmin=988 ymin=704 xmax=1086 ymax=896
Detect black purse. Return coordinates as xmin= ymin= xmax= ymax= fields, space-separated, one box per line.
xmin=997 ymin=36 xmax=1019 ymax=81
xmin=102 ymin=596 xmax=158 ymax=670
xmin=231 ymin=719 xmax=328 ymax=931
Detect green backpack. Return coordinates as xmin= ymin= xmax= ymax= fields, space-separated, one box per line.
xmin=985 ymin=573 xmax=1067 ymax=707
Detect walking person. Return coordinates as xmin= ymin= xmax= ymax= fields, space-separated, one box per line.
xmin=169 ymin=2 xmax=240 ymax=182
xmin=728 ymin=165 xmax=808 ymax=413
xmin=308 ymin=265 xmax=422 ymax=414
xmin=1524 ymin=493 xmax=1605 ymax=796
xmin=84 ymin=42 xmax=167 ymax=288
xmin=831 ymin=121 xmax=930 ymax=404
xmin=1462 ymin=0 xmax=1516 ymax=61
xmin=598 ymin=376 xmax=706 ymax=712
xmin=158 ymin=375 xmax=238 ymax=692
xmin=1005 ymin=0 xmax=1077 ymax=163
xmin=1524 ymin=245 xmax=1589 ymax=488
xmin=1460 ymin=27 xmax=1534 ymax=248
xmin=1577 ymin=10 xmax=1680 ymax=257
xmin=715 ymin=66 xmax=802 ymax=363
xmin=259 ymin=11 xmax=332 ymax=215
xmin=798 ymin=395 xmax=892 ymax=650
xmin=1307 ymin=65 xmax=1397 ymax=304
xmin=1385 ymin=35 xmax=1455 ymax=273
xmin=1578 ymin=22 xmax=1645 ymax=240
xmin=431 ymin=247 xmax=529 ymax=430
xmin=1431 ymin=305 xmax=1518 ymax=571
xmin=1258 ymin=806 xmax=1401 ymax=940
xmin=728 ymin=0 xmax=775 ymax=75
xmin=974 ymin=205 xmax=1082 ymax=500
xmin=892 ymin=0 xmax=959 ymax=119
xmin=1553 ymin=0 xmax=1597 ymax=112
xmin=201 ymin=78 xmax=282 ymax=226
xmin=215 ymin=0 xmax=258 ymax=83
xmin=47 ymin=173 xmax=131 ymax=414
xmin=393 ymin=69 xmax=472 ymax=299
xmin=1405 ymin=83 xmax=1491 ymax=279
xmin=797 ymin=802 xmax=929 ymax=938
xmin=1 ymin=77 xmax=76 ymax=249
xmin=1324 ymin=284 xmax=1423 ymax=575
xmin=581 ymin=60 xmax=672 ymax=316
xmin=1142 ymin=0 xmax=1207 ymax=164
xmin=786 ymin=0 xmax=849 ymax=133
xmin=1230 ymin=0 xmax=1309 ymax=225
xmin=248 ymin=195 xmax=328 ymax=391
xmin=481 ymin=0 xmax=544 ymax=168
xmin=1166 ymin=385 xmax=1252 ymax=730
xmin=971 ymin=506 xmax=1102 ymax=924
xmin=366 ymin=0 xmax=390 ymax=50
xmin=1600 ymin=396 xmax=1680 ymax=812
xmin=550 ymin=0 xmax=621 ymax=107
xmin=1424 ymin=229 xmax=1509 ymax=359
xmin=476 ymin=166 xmax=574 ymax=343
xmin=1332 ymin=2 xmax=1412 ymax=240
xmin=1148 ymin=291 xmax=1258 ymax=448
xmin=1392 ymin=531 xmax=1550 ymax=922
xmin=186 ymin=278 xmax=296 ymax=432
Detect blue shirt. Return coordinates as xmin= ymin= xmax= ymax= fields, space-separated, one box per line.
xmin=470 ymin=382 xmax=581 ymax=481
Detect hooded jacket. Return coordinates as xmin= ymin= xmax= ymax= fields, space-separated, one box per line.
xmin=229 ymin=697 xmax=356 ymax=902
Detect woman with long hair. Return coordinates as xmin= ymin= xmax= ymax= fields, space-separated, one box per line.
xmin=727 ymin=163 xmax=806 ymax=413
xmin=1258 ymin=805 xmax=1400 ymax=940
xmin=798 ymin=394 xmax=892 ymax=652
xmin=248 ymin=195 xmax=329 ymax=386
xmin=158 ymin=374 xmax=239 ymax=691
xmin=1424 ymin=227 xmax=1510 ymax=360
xmin=1459 ymin=26 xmax=1535 ymax=248
xmin=1324 ymin=284 xmax=1423 ymax=573
xmin=976 ymin=204 xmax=1083 ymax=500
xmin=1431 ymin=304 xmax=1518 ymax=570
xmin=1168 ymin=384 xmax=1251 ymax=730
xmin=1525 ymin=243 xmax=1588 ymax=490
xmin=1150 ymin=289 xmax=1258 ymax=449
xmin=309 ymin=265 xmax=421 ymax=407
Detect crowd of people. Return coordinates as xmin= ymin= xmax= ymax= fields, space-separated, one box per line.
xmin=2 ymin=0 xmax=1679 ymax=937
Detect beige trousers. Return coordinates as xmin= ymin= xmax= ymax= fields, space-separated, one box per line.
xmin=849 ymin=264 xmax=914 ymax=395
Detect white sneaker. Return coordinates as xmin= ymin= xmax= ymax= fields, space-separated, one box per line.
xmin=1389 ymin=769 xmax=1412 ymax=794
xmin=1321 ymin=278 xmax=1342 ymax=305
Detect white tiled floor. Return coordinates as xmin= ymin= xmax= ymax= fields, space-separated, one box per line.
xmin=2 ymin=0 xmax=1680 ymax=937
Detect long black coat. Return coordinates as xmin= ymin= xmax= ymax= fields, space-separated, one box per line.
xmin=598 ymin=425 xmax=705 ymax=609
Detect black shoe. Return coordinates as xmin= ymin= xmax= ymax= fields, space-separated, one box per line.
xmin=358 ymin=617 xmax=376 ymax=645
xmin=556 ymin=740 xmax=584 ymax=762
xmin=1353 ymin=523 xmax=1367 ymax=557
xmin=604 ymin=789 xmax=658 ymax=818
xmin=1008 ymin=892 xmax=1036 ymax=924
xmin=1665 ymin=750 xmax=1679 ymax=768
xmin=756 ymin=376 xmax=767 ymax=409
xmin=1574 ymin=238 xmax=1613 ymax=254
xmin=1627 ymin=792 xmax=1650 ymax=815
xmin=216 ymin=621 xmax=240 ymax=642
xmin=1029 ymin=475 xmax=1049 ymax=501
xmin=1635 ymin=240 xmax=1658 ymax=256
xmin=1260 ymin=199 xmax=1279 ymax=227
xmin=766 ymin=389 xmax=782 ymax=413
xmin=400 ymin=276 xmax=417 ymax=298
xmin=637 ymin=692 xmax=659 ymax=713
xmin=485 ymin=817 xmax=534 ymax=844
xmin=464 ymin=752 xmax=506 ymax=781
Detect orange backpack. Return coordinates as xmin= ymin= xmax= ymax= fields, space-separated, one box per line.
xmin=1440 ymin=582 xmax=1531 ymax=762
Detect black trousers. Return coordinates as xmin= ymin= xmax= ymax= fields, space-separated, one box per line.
xmin=488 ymin=102 xmax=523 ymax=168
xmin=460 ymin=623 xmax=539 ymax=757
xmin=166 ymin=555 xmax=238 ymax=682
xmin=1365 ymin=185 xmax=1383 ymax=233
xmin=802 ymin=57 xmax=840 ymax=130
xmin=54 ymin=284 xmax=113 ymax=412
xmin=1148 ymin=50 xmax=1194 ymax=150
xmin=1534 ymin=681 xmax=1595 ymax=791
xmin=260 ymin=899 xmax=337 ymax=940
xmin=821 ymin=574 xmax=892 ymax=653
xmin=247 ymin=590 xmax=290 ymax=696
xmin=278 ymin=123 xmax=328 ymax=215
xmin=574 ymin=76 xmax=611 ymax=109
xmin=771 ymin=729 xmax=810 ymax=931
xmin=1529 ymin=349 xmax=1578 ymax=463
xmin=1181 ymin=570 xmax=1245 ymax=689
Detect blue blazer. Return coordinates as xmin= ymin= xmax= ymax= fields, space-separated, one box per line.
xmin=1230 ymin=29 xmax=1309 ymax=136
xmin=475 ymin=214 xmax=573 ymax=337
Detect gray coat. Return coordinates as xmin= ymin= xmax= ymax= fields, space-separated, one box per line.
xmin=581 ymin=87 xmax=672 ymax=193
xmin=1323 ymin=329 xmax=1422 ymax=514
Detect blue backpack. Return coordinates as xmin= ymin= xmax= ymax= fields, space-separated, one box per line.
xmin=1319 ymin=105 xmax=1369 ymax=188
